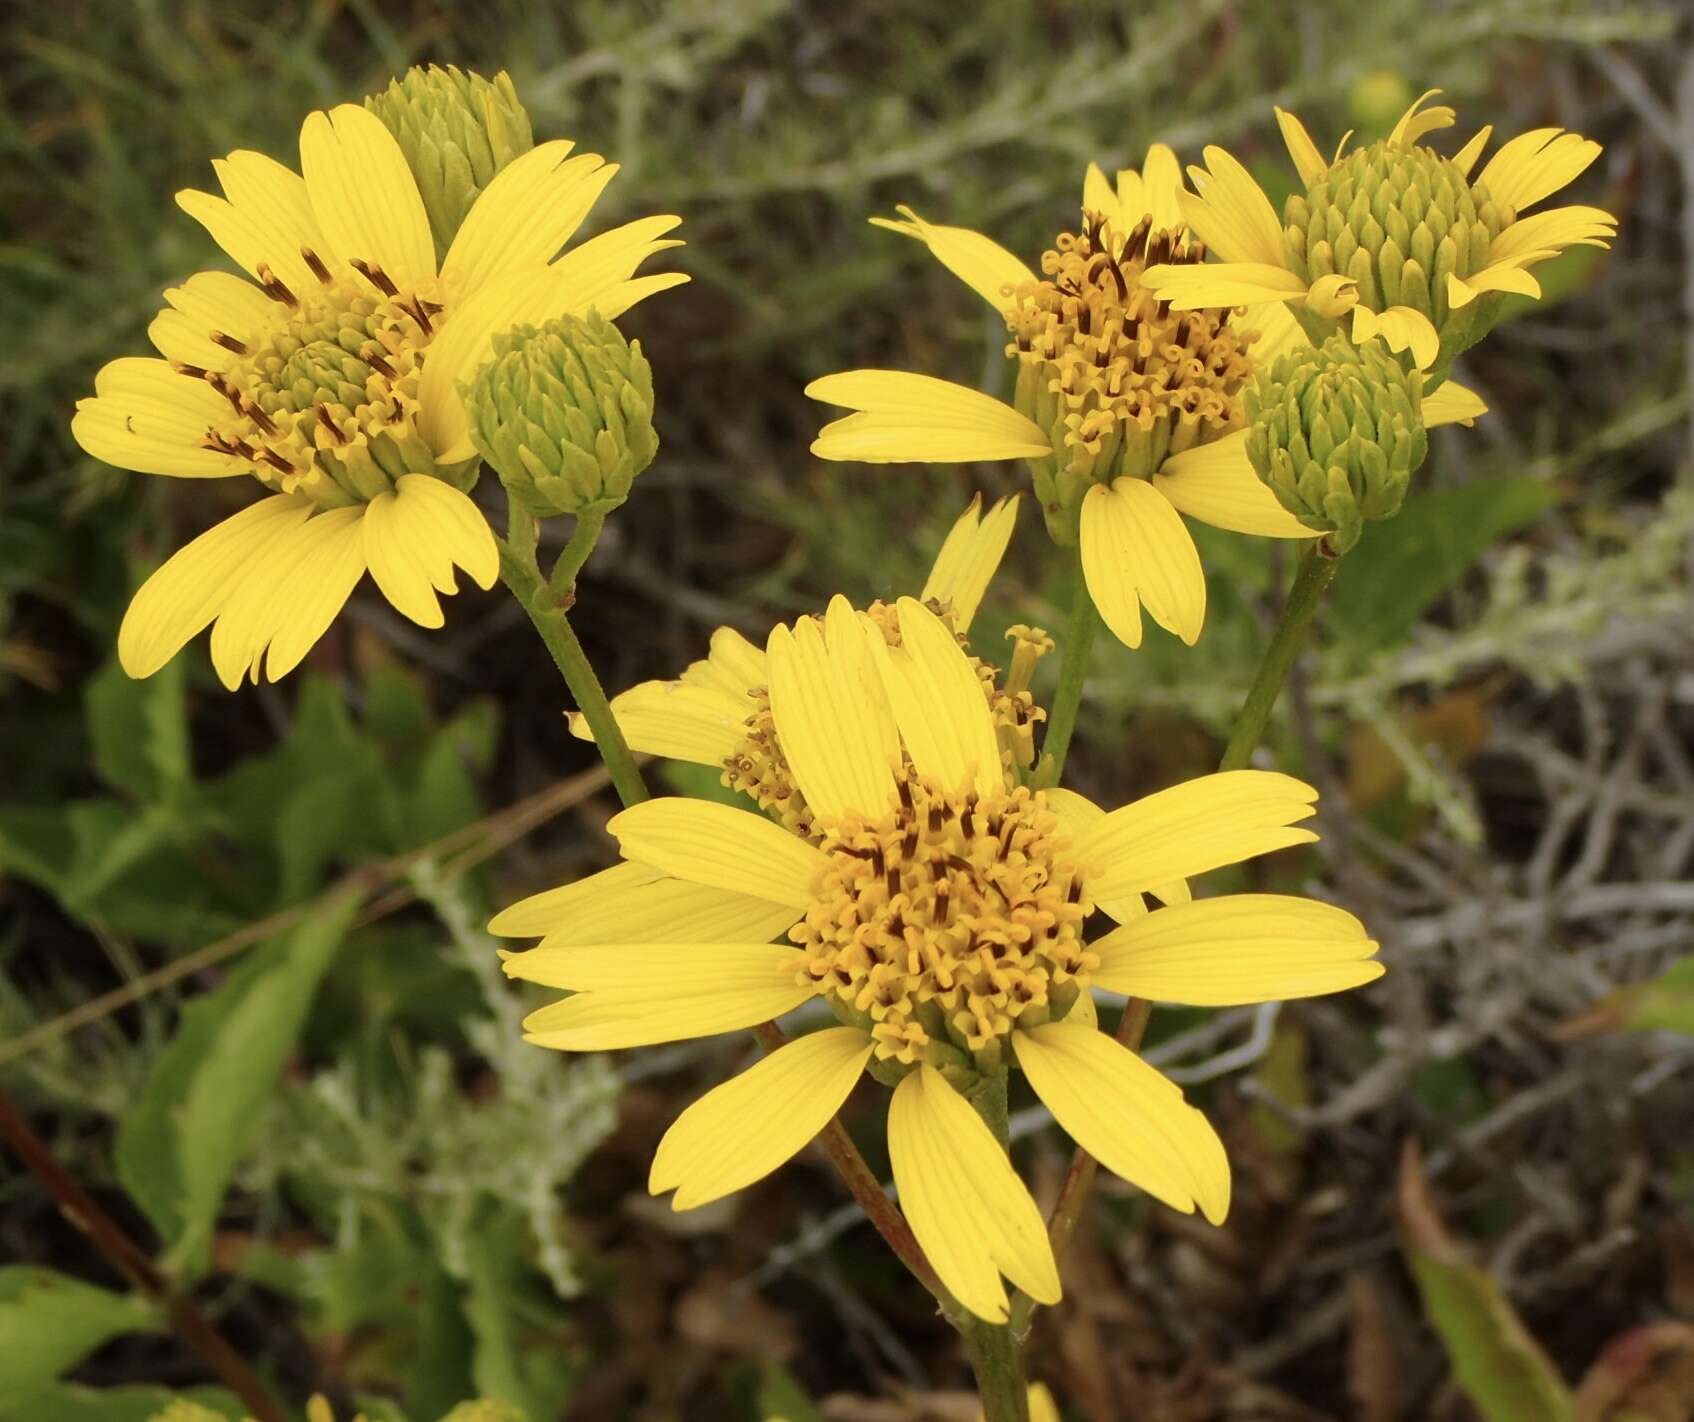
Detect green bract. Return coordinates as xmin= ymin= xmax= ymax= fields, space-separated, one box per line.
xmin=1244 ymin=334 xmax=1428 ymax=554
xmin=465 ymin=314 xmax=659 ymax=517
xmin=366 ymin=64 xmax=534 ymax=256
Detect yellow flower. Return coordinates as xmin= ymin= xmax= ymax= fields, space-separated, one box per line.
xmin=492 ymin=592 xmax=1382 ymax=1322
xmin=567 ymin=493 xmax=1050 ymax=832
xmin=1142 ymin=89 xmax=1616 ymax=370
xmin=807 ymin=148 xmax=1486 ymax=652
xmin=74 ymin=103 xmax=687 ymax=689
xmin=979 ymin=1384 xmax=1061 ymax=1422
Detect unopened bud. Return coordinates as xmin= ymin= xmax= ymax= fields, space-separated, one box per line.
xmin=465 ymin=313 xmax=658 ymax=518
xmin=366 ymin=65 xmax=534 ymax=255
xmin=1244 ymin=334 xmax=1427 ymax=554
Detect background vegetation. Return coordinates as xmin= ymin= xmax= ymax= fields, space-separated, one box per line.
xmin=3 ymin=1 xmax=1692 ymax=1418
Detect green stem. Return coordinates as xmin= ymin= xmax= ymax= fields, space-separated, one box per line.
xmin=1038 ymin=551 xmax=1098 ymax=785
xmin=499 ymin=533 xmax=649 ymax=809
xmin=1217 ymin=540 xmax=1340 ymax=772
xmin=962 ymin=1313 xmax=1031 ymax=1422
xmin=547 ymin=506 xmax=608 ymax=602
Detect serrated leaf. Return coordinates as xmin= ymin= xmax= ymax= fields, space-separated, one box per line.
xmin=1331 ymin=477 xmax=1557 ymax=653
xmin=1398 ymin=1142 xmax=1573 ymax=1421
xmin=116 ymin=892 xmax=360 ymax=1275
xmin=0 ymin=1267 xmax=158 ymax=1391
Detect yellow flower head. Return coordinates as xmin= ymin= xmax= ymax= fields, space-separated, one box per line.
xmin=807 ymin=147 xmax=1487 ymax=652
xmin=493 ymin=589 xmax=1382 ymax=1322
xmin=74 ymin=98 xmax=687 ymax=689
xmin=567 ymin=494 xmax=1047 ymax=833
xmin=1142 ymin=89 xmax=1617 ymax=371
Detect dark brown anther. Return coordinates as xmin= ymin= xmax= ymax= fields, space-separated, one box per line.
xmin=931 ymin=884 xmax=950 ymax=926
xmin=901 ymin=824 xmax=919 ymax=861
xmin=171 ymin=360 xmax=210 ymax=381
xmin=206 ymin=373 xmax=245 ymax=413
xmin=315 ymin=405 xmax=348 ymax=445
xmin=928 ymin=804 xmax=945 ymax=834
xmin=961 ymin=807 xmax=976 ymax=840
xmin=243 ymin=400 xmax=280 ymax=437
xmin=1066 ymin=876 xmax=1083 ymax=904
xmin=256 ymin=262 xmax=298 ymax=308
xmin=885 ymin=865 xmax=901 ymax=901
xmin=211 ymin=331 xmax=248 ymax=356
xmin=301 ymin=246 xmax=333 ymax=284
xmin=350 ymin=258 xmax=399 ymax=297
xmin=361 ymin=346 xmax=398 ymax=381
xmin=896 ymin=777 xmax=914 ymax=813
xmin=401 ymin=297 xmax=434 ymax=335
xmin=259 ymin=448 xmax=295 ymax=475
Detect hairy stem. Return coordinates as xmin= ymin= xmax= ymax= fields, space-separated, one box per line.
xmin=1038 ymin=553 xmax=1098 ymax=784
xmin=1217 ymin=540 xmax=1340 ymax=772
xmin=500 ymin=525 xmax=648 ymax=809
xmin=0 ymin=1088 xmax=285 ymax=1422
xmin=751 ymin=1022 xmax=946 ymax=1301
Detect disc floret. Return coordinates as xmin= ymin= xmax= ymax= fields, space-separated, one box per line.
xmin=1006 ymin=213 xmax=1257 ymax=539
xmin=791 ymin=770 xmax=1095 ymax=1067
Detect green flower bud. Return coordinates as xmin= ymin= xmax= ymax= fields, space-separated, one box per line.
xmin=1244 ymin=334 xmax=1427 ymax=554
xmin=1283 ymin=138 xmax=1511 ymax=335
xmin=465 ymin=314 xmax=658 ymax=517
xmin=366 ymin=65 xmax=534 ymax=256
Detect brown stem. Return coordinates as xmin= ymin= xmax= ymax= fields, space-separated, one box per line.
xmin=750 ymin=1021 xmax=947 ymax=1303
xmin=0 ymin=1087 xmax=285 ymax=1422
xmin=1011 ymin=997 xmax=1152 ymax=1335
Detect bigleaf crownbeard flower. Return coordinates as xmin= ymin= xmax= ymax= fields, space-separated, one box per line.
xmin=493 ymin=590 xmax=1383 ymax=1322
xmin=1141 ymin=90 xmax=1616 ymax=371
xmin=806 ymin=147 xmax=1485 ymax=652
xmin=74 ymin=100 xmax=686 ymax=689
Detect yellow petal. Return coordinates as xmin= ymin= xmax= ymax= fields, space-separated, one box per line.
xmin=361 ymin=476 xmax=496 ymax=629
xmin=521 ymin=942 xmax=813 ymax=1050
xmin=1477 ymin=128 xmax=1601 ymax=213
xmin=1351 ymin=304 xmax=1439 ymax=370
xmin=213 ymin=148 xmax=343 ymax=286
xmin=1076 ymin=770 xmax=1319 ymax=900
xmin=1043 ymin=788 xmax=1146 ymax=924
xmin=117 ymin=495 xmax=313 ymax=679
xmin=1387 ymin=89 xmax=1455 ymax=148
xmin=175 ymin=187 xmax=320 ymax=297
xmin=73 ymin=368 xmax=245 ymax=480
xmin=1452 ymin=126 xmax=1494 ymax=179
xmin=1447 ymin=264 xmax=1542 ymax=311
xmin=807 ymin=371 xmax=1051 ymax=465
xmin=1080 ymin=478 xmax=1206 ymax=648
xmin=607 ymin=797 xmax=826 ymax=906
xmin=767 ymin=597 xmax=899 ymax=825
xmin=1014 ymin=1022 xmax=1230 ymax=1224
xmin=1138 ymin=143 xmax=1184 ymax=232
xmin=443 ymin=142 xmax=618 ymax=297
xmin=1488 ymin=205 xmax=1616 ymax=265
xmin=650 ymin=1027 xmax=873 ymax=1208
xmin=870 ymin=205 xmax=1036 ymax=314
xmin=1155 ymin=433 xmax=1320 ymax=539
xmin=491 ymin=860 xmax=797 ymax=948
xmin=866 ymin=597 xmax=1003 ymax=799
xmin=696 ymin=625 xmax=767 ymax=694
xmin=362 ymin=487 xmax=442 ymax=627
xmin=1091 ymin=893 xmax=1382 ymax=1004
xmin=207 ymin=505 xmax=366 ymax=689
xmin=921 ymin=493 xmax=1019 ymax=630
xmin=1027 ymin=1384 xmax=1062 ymax=1422
xmin=1424 ymin=380 xmax=1487 ymax=429
xmin=298 ymin=104 xmax=434 ymax=291
xmin=1141 ymin=258 xmax=1308 ymax=310
xmin=582 ymin=271 xmax=692 ymax=323
xmin=572 ymin=678 xmax=750 ymax=763
xmin=887 ymin=1066 xmax=1061 ymax=1322
xmin=1274 ymin=108 xmax=1327 ymax=187
xmin=150 ymin=271 xmax=273 ymax=370
xmin=1179 ymin=147 xmax=1285 ymax=266
xmin=1237 ymin=297 xmax=1309 ymax=365
xmin=1081 ymin=163 xmax=1123 ymax=228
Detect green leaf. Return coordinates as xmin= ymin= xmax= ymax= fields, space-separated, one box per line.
xmin=1623 ymin=957 xmax=1694 ymax=1034
xmin=1399 ymin=1145 xmax=1573 ymax=1421
xmin=84 ymin=654 xmax=190 ymax=803
xmin=1330 ymin=477 xmax=1558 ymax=653
xmin=116 ymin=892 xmax=360 ymax=1274
xmin=0 ymin=1267 xmax=158 ymax=1392
xmin=0 ymin=1384 xmax=241 ymax=1422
